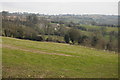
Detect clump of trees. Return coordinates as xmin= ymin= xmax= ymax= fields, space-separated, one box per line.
xmin=2 ymin=15 xmax=43 ymax=41
xmin=64 ymin=28 xmax=118 ymax=52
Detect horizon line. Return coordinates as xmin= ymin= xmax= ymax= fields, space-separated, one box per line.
xmin=1 ymin=11 xmax=118 ymax=16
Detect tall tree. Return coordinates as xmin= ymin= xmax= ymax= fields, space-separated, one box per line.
xmin=91 ymin=36 xmax=98 ymax=47
xmin=68 ymin=28 xmax=80 ymax=44
xmin=64 ymin=34 xmax=70 ymax=43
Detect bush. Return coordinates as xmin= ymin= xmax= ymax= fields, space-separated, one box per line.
xmin=46 ymin=37 xmax=53 ymax=42
xmin=68 ymin=28 xmax=80 ymax=44
xmin=64 ymin=34 xmax=70 ymax=43
xmin=34 ymin=36 xmax=43 ymax=41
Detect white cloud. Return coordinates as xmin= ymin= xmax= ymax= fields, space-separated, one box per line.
xmin=0 ymin=0 xmax=119 ymax=2
xmin=1 ymin=2 xmax=118 ymax=15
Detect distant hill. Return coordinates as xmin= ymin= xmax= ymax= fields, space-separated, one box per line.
xmin=1 ymin=11 xmax=118 ymax=26
xmin=40 ymin=14 xmax=118 ymax=26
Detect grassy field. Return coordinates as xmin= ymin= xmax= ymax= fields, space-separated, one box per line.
xmin=81 ymin=25 xmax=118 ymax=32
xmin=2 ymin=37 xmax=118 ymax=78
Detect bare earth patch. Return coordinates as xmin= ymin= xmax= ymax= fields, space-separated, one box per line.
xmin=2 ymin=44 xmax=76 ymax=57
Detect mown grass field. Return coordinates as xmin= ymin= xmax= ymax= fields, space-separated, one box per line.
xmin=2 ymin=37 xmax=118 ymax=78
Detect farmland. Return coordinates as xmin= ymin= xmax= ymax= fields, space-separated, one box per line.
xmin=2 ymin=37 xmax=118 ymax=78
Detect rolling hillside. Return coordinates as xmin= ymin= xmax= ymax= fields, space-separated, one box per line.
xmin=2 ymin=37 xmax=118 ymax=78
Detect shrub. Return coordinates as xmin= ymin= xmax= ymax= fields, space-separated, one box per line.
xmin=64 ymin=34 xmax=70 ymax=43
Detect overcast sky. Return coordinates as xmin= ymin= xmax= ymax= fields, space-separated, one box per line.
xmin=1 ymin=2 xmax=118 ymax=15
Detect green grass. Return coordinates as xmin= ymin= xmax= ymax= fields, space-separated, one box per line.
xmin=106 ymin=27 xmax=118 ymax=32
xmin=2 ymin=37 xmax=118 ymax=78
xmin=80 ymin=25 xmax=118 ymax=32
xmin=81 ymin=25 xmax=100 ymax=29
